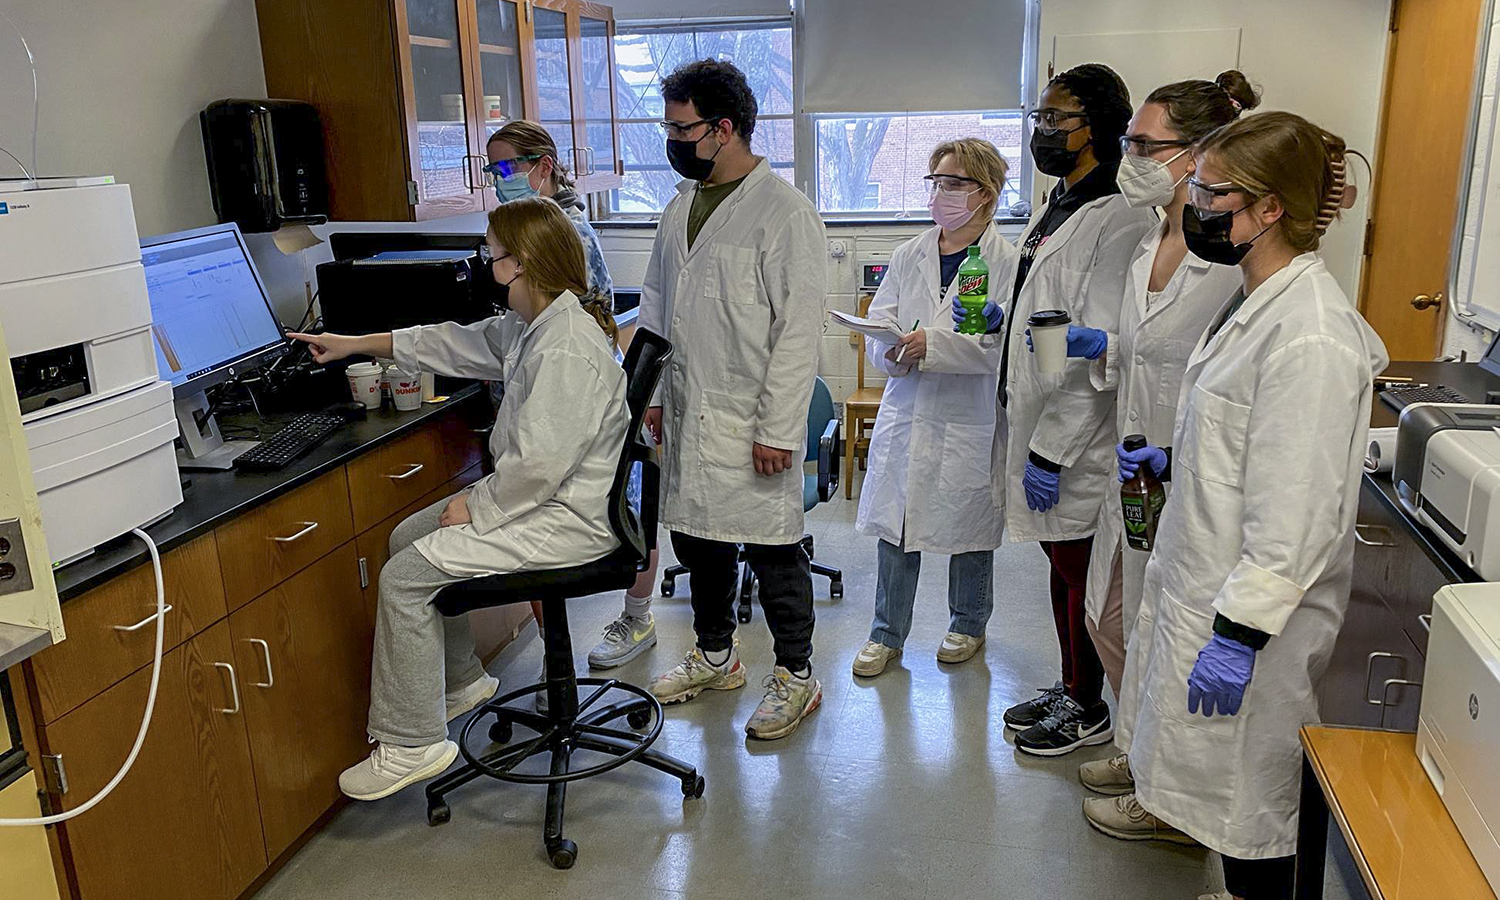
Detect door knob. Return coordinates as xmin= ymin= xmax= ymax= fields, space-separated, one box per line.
xmin=1411 ymin=292 xmax=1444 ymax=311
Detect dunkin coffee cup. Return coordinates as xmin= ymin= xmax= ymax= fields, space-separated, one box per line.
xmin=346 ymin=362 xmax=383 ymax=409
xmin=389 ymin=366 xmax=423 ymax=411
xmin=1027 ymin=309 xmax=1071 ymax=375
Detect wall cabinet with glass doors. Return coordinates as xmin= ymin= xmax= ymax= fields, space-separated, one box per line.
xmin=255 ymin=0 xmax=622 ymax=222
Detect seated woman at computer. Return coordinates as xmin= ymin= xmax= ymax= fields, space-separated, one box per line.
xmin=287 ymin=196 xmax=627 ymax=801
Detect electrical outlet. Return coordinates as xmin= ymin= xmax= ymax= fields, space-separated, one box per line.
xmin=0 ymin=518 xmax=34 ymax=595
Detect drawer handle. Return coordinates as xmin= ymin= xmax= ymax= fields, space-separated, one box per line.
xmin=270 ymin=521 xmax=319 ymax=543
xmin=246 ymin=638 xmax=274 ymax=688
xmin=389 ymin=463 xmax=425 ymax=481
xmin=113 ymin=604 xmax=173 ymax=632
xmin=214 ymin=662 xmax=241 ymax=715
xmin=1365 ymin=651 xmax=1402 ymax=705
xmin=1418 ymin=614 xmax=1432 ymax=633
xmin=1379 ymin=678 xmax=1423 ymax=727
xmin=471 ymin=427 xmax=493 ymax=435
xmin=1354 ymin=524 xmax=1397 ymax=548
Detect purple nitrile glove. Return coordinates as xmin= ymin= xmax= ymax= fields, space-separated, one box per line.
xmin=1187 ymin=634 xmax=1257 ymax=717
xmin=1022 ymin=461 xmax=1060 ymax=512
xmin=1117 ymin=442 xmax=1169 ymax=483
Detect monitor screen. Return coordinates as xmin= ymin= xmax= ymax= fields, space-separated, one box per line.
xmin=140 ymin=226 xmax=285 ymax=389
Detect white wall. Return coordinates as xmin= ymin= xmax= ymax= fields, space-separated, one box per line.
xmin=0 ymin=0 xmax=267 ymax=237
xmin=1446 ymin=0 xmax=1500 ymax=360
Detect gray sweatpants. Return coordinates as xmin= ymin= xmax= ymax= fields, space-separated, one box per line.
xmin=368 ymin=493 xmax=488 ymax=746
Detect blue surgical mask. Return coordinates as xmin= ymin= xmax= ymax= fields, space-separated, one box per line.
xmin=494 ymin=168 xmax=539 ymax=204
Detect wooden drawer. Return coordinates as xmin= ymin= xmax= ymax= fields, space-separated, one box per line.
xmin=346 ymin=427 xmax=450 ymax=533
xmin=30 ymin=534 xmax=225 ymax=724
xmin=436 ymin=401 xmax=490 ymax=478
xmin=216 ymin=468 xmax=354 ymax=611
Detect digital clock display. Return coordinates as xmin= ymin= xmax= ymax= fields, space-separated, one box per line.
xmin=863 ymin=264 xmax=888 ymax=288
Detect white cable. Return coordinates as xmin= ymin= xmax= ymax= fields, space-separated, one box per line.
xmin=0 ymin=6 xmax=39 ymax=181
xmin=0 ymin=528 xmax=165 ymax=827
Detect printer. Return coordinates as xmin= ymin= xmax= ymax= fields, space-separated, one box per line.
xmin=1394 ymin=403 xmax=1500 ymax=578
xmin=0 ymin=180 xmax=182 ymax=563
xmin=1418 ymin=582 xmax=1500 ymax=894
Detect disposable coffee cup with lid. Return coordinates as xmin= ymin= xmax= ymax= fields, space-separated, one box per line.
xmin=346 ymin=361 xmax=384 ymax=409
xmin=1027 ymin=309 xmax=1072 ymax=375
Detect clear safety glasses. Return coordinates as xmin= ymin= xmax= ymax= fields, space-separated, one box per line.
xmin=1186 ymin=176 xmax=1248 ymax=217
xmin=1119 ymin=135 xmax=1192 ymax=158
xmin=1027 ymin=108 xmax=1088 ymax=136
xmin=923 ymin=174 xmax=982 ymax=195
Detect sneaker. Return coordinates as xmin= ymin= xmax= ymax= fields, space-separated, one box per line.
xmin=1003 ymin=681 xmax=1065 ymax=730
xmin=1083 ymin=793 xmax=1201 ymax=846
xmin=745 ymin=667 xmax=823 ymax=740
xmin=445 ymin=673 xmax=499 ymax=722
xmin=852 ymin=640 xmax=902 ymax=677
xmin=588 ymin=614 xmax=658 ymax=670
xmin=1014 ymin=697 xmax=1113 ymax=757
xmin=1078 ymin=752 xmax=1135 ymax=795
xmin=936 ymin=632 xmax=985 ymax=664
xmin=649 ymin=646 xmax=747 ymax=704
xmin=338 ymin=740 xmax=459 ymax=801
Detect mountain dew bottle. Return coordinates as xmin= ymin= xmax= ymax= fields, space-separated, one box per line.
xmin=955 ymin=246 xmax=989 ymax=335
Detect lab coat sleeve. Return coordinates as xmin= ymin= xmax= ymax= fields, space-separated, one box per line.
xmin=391 ymin=315 xmax=520 ymax=382
xmin=921 ymin=327 xmax=1003 ymax=376
xmin=753 ymin=207 xmax=827 ymax=451
xmin=465 ymin=348 xmax=609 ymax=534
xmin=1212 ymin=337 xmax=1368 ymax=635
xmin=1088 ymin=332 xmax=1121 ymax=392
xmin=639 ymin=226 xmax=670 ymax=407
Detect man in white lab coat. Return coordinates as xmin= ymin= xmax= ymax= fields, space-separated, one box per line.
xmin=639 ymin=60 xmax=828 ymax=741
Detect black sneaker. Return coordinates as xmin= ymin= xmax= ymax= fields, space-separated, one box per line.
xmin=1003 ymin=681 xmax=1065 ymax=730
xmin=1014 ymin=697 xmax=1113 ymax=758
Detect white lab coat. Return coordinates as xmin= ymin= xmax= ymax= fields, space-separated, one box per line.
xmin=639 ymin=159 xmax=827 ymax=546
xmin=391 ymin=291 xmax=628 ymax=577
xmin=855 ymin=223 xmax=1016 ymax=554
xmin=1117 ymin=254 xmax=1388 ymax=859
xmin=1083 ymin=221 xmax=1243 ymax=633
xmin=996 ymin=193 xmax=1155 ymax=542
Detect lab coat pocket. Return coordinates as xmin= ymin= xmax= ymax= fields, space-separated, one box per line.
xmin=697 ymin=390 xmax=757 ymax=470
xmin=1151 ymin=590 xmax=1240 ymax=736
xmin=706 ymin=246 xmax=762 ymax=306
xmin=1153 ymin=339 xmax=1192 ymax=424
xmin=1174 ymin=385 xmax=1250 ymax=488
xmin=936 ymin=421 xmax=993 ymax=495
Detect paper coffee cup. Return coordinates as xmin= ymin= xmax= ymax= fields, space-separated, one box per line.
xmin=390 ymin=366 xmax=423 ymax=411
xmin=421 ymin=372 xmax=436 ymax=402
xmin=1028 ymin=309 xmax=1072 ymax=375
xmin=346 ymin=362 xmax=383 ymax=409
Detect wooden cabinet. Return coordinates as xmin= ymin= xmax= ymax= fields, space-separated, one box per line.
xmin=256 ymin=0 xmax=621 ymax=222
xmin=48 ymin=621 xmax=265 ymax=900
xmin=216 ymin=468 xmax=355 ymax=611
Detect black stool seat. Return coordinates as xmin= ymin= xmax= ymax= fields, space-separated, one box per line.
xmin=433 ymin=545 xmax=640 ymax=616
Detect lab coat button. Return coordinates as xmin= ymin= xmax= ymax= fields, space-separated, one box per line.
xmin=1128 ymin=411 xmax=1139 ymax=422
xmin=1134 ymin=355 xmax=1145 ymax=366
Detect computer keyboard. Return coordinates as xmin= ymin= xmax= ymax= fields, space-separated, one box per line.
xmin=1379 ymin=383 xmax=1471 ymax=412
xmin=234 ymin=412 xmax=347 ymax=471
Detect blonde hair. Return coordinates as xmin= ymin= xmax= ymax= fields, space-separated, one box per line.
xmin=488 ymin=120 xmax=574 ymax=191
xmin=1196 ymin=111 xmax=1350 ymax=252
xmin=928 ymin=138 xmax=1009 ymax=219
xmin=487 ymin=197 xmax=616 ymax=343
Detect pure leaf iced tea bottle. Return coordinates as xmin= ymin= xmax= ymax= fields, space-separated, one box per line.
xmin=1120 ymin=434 xmax=1166 ymax=552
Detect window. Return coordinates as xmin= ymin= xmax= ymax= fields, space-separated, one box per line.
xmin=610 ymin=22 xmax=794 ymax=214
xmin=814 ymin=111 xmax=1026 ymax=215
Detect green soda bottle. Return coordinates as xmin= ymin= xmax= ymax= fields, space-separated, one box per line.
xmin=955 ymin=246 xmax=989 ymax=335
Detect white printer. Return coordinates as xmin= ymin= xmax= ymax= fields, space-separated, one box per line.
xmin=1393 ymin=403 xmax=1500 ymax=578
xmin=0 ymin=180 xmax=181 ymax=563
xmin=1418 ymin=582 xmax=1500 ymax=894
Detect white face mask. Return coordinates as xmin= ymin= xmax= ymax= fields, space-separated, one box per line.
xmin=1116 ymin=148 xmax=1189 ymax=208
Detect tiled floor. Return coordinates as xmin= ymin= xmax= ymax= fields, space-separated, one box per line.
xmin=254 ymin=489 xmax=1360 ymax=900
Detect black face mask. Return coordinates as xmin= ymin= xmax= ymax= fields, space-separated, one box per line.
xmin=1031 ymin=128 xmax=1084 ymax=178
xmin=1182 ymin=203 xmax=1274 ymax=266
xmin=482 ymin=259 xmax=520 ymax=313
xmin=666 ymin=130 xmax=723 ymax=182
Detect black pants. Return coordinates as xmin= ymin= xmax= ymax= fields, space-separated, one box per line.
xmin=670 ymin=531 xmax=814 ymax=671
xmin=1221 ymin=853 xmax=1295 ymax=900
xmin=1040 ymin=537 xmax=1105 ymax=708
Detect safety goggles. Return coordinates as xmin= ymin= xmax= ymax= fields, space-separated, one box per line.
xmin=1120 ymin=135 xmax=1192 ymax=158
xmin=481 ymin=155 xmax=542 ymax=184
xmin=923 ymin=174 xmax=982 ymax=195
xmin=658 ymin=118 xmax=718 ymax=140
xmin=478 ymin=246 xmax=513 ymax=266
xmin=1027 ymin=108 xmax=1088 ymax=135
xmin=1186 ymin=176 xmax=1249 ymax=216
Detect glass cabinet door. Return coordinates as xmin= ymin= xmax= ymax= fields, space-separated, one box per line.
xmin=473 ymin=0 xmax=525 ymax=145
xmin=403 ymin=0 xmax=479 ymax=216
xmin=532 ymin=5 xmax=576 ymax=173
xmin=577 ymin=9 xmax=617 ymax=182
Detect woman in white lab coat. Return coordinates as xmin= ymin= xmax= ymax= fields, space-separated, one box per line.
xmin=1114 ymin=112 xmax=1386 ymax=900
xmin=287 ymin=197 xmax=628 ymax=803
xmin=1066 ymin=74 xmax=1259 ymax=804
xmin=989 ymin=63 xmax=1156 ymax=757
xmin=851 ymin=138 xmax=1018 ymax=677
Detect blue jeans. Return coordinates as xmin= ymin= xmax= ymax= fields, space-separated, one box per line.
xmin=870 ymin=538 xmax=993 ymax=649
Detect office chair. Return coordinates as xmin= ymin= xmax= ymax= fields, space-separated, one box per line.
xmin=424 ymin=329 xmax=702 ymax=870
xmin=659 ymin=377 xmax=843 ymax=622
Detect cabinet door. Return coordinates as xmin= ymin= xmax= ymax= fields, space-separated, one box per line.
xmin=230 ymin=544 xmax=370 ymax=860
xmin=531 ymin=1 xmax=577 ymax=171
xmin=48 ymin=621 xmax=265 ymax=900
xmin=396 ymin=0 xmax=489 ymax=219
xmin=471 ymin=0 xmax=528 ymax=212
xmin=1320 ymin=548 xmax=1396 ymax=728
xmin=573 ymin=2 xmax=622 ymax=193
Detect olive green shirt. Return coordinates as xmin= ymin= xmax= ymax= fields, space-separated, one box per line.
xmin=686 ymin=175 xmax=748 ymax=250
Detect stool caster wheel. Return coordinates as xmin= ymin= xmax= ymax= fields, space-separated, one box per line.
xmin=830 ymin=580 xmax=844 ymax=599
xmin=548 ymin=838 xmax=578 ymax=869
xmin=489 ymin=720 xmax=513 ymax=744
xmin=659 ymin=578 xmax=675 ymax=597
xmin=427 ymin=802 xmax=450 ymax=826
xmin=627 ymin=709 xmax=651 ymax=729
xmin=682 ymin=774 xmax=705 ymax=799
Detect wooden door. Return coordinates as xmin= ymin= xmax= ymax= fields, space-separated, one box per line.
xmin=48 ymin=621 xmax=266 ymax=900
xmin=230 ymin=544 xmax=371 ymax=860
xmin=1359 ymin=0 xmax=1487 ymax=359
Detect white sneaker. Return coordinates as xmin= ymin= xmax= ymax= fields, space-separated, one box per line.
xmin=338 ymin=740 xmax=459 ymax=801
xmin=852 ymin=640 xmax=902 ymax=677
xmin=1078 ymin=751 xmax=1134 ymax=795
xmin=587 ymin=614 xmax=657 ymax=669
xmin=445 ymin=674 xmax=499 ymax=722
xmin=745 ymin=667 xmax=822 ymax=740
xmin=649 ymin=646 xmax=747 ymax=704
xmin=936 ymin=632 xmax=985 ymax=664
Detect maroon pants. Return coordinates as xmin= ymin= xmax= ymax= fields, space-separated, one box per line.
xmin=1040 ymin=537 xmax=1104 ymax=708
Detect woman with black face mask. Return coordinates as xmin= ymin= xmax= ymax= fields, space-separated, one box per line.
xmin=980 ymin=63 xmax=1155 ymax=759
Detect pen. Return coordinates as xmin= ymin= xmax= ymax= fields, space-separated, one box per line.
xmin=895 ymin=319 xmax=921 ymax=364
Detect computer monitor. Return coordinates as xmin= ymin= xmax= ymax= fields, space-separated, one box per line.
xmin=1480 ymin=325 xmax=1500 ymax=381
xmin=140 ymin=222 xmax=288 ymax=468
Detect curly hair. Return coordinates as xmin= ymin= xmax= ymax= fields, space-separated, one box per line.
xmin=661 ymin=59 xmax=758 ymax=142
xmin=1050 ymin=63 xmax=1133 ymax=164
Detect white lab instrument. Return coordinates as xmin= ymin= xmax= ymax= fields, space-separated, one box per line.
xmin=1392 ymin=404 xmax=1500 ymax=578
xmin=0 ymin=181 xmax=181 ymax=564
xmin=1417 ymin=582 xmax=1500 ymax=894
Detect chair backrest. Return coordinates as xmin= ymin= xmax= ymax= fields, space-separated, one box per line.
xmin=611 ymin=328 xmax=672 ymax=565
xmin=805 ymin=376 xmax=835 ymax=464
xmin=855 ymin=293 xmax=874 ymax=390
